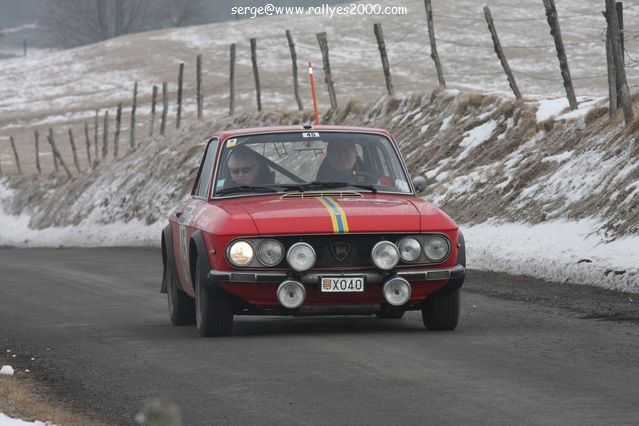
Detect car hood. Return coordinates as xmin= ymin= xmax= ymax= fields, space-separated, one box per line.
xmin=221 ymin=193 xmax=455 ymax=235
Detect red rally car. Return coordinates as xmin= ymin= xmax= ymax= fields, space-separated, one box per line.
xmin=161 ymin=125 xmax=466 ymax=336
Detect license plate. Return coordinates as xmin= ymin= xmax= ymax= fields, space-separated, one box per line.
xmin=320 ymin=276 xmax=365 ymax=292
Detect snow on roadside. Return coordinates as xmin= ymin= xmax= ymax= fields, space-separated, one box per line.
xmin=0 ymin=203 xmax=162 ymax=248
xmin=0 ymin=365 xmax=14 ymax=376
xmin=0 ymin=175 xmax=162 ymax=247
xmin=464 ymin=219 xmax=639 ymax=294
xmin=0 ymin=414 xmax=50 ymax=426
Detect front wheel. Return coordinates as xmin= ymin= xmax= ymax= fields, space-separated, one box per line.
xmin=195 ymin=261 xmax=234 ymax=337
xmin=421 ymin=289 xmax=460 ymax=331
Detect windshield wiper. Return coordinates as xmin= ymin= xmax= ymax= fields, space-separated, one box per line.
xmin=216 ymin=185 xmax=278 ymax=196
xmin=283 ymin=181 xmax=377 ymax=193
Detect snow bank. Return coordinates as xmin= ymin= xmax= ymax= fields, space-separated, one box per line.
xmin=465 ymin=220 xmax=639 ymax=294
xmin=0 ymin=365 xmax=15 ymax=376
xmin=0 ymin=414 xmax=50 ymax=426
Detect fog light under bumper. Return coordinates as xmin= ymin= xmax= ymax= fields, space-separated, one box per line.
xmin=277 ymin=280 xmax=306 ymax=309
xmin=382 ymin=277 xmax=412 ymax=306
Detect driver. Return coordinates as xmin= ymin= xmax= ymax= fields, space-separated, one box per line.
xmin=316 ymin=140 xmax=368 ymax=181
xmin=226 ymin=145 xmax=273 ymax=187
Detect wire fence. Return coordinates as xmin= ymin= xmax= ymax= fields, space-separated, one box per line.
xmin=1 ymin=0 xmax=638 ymax=177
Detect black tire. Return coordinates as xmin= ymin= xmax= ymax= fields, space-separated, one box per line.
xmin=421 ymin=289 xmax=460 ymax=331
xmin=166 ymin=255 xmax=196 ymax=326
xmin=375 ymin=310 xmax=405 ymax=319
xmin=195 ymin=261 xmax=234 ymax=337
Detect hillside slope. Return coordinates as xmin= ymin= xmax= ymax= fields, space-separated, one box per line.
xmin=4 ymin=90 xmax=638 ymax=235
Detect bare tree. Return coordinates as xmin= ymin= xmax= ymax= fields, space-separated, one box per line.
xmin=163 ymin=0 xmax=209 ymax=27
xmin=41 ymin=0 xmax=152 ymax=47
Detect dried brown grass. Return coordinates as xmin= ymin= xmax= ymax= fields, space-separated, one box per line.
xmin=0 ymin=375 xmax=111 ymax=426
xmin=623 ymin=115 xmax=639 ymax=136
xmin=585 ymin=106 xmax=608 ymax=126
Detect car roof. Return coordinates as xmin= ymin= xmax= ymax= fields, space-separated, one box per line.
xmin=214 ymin=125 xmax=392 ymax=141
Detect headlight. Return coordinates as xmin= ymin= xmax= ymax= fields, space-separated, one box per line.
xmin=371 ymin=241 xmax=399 ymax=270
xmin=383 ymin=277 xmax=412 ymax=306
xmin=227 ymin=240 xmax=254 ymax=266
xmin=286 ymin=242 xmax=316 ymax=272
xmin=398 ymin=237 xmax=421 ymax=262
xmin=423 ymin=235 xmax=450 ymax=262
xmin=257 ymin=239 xmax=284 ymax=266
xmin=277 ymin=280 xmax=306 ymax=309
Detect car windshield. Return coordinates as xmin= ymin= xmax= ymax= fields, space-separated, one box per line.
xmin=213 ymin=131 xmax=412 ymax=197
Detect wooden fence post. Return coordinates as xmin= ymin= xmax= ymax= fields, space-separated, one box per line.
xmin=316 ymin=32 xmax=338 ymax=109
xmin=102 ymin=111 xmax=109 ymax=158
xmin=150 ymin=85 xmax=158 ymax=138
xmin=197 ymin=54 xmax=203 ymax=119
xmin=177 ymin=63 xmax=184 ymax=129
xmin=130 ymin=81 xmax=138 ymax=149
xmin=286 ymin=30 xmax=303 ymax=111
xmin=49 ymin=128 xmax=59 ymax=172
xmin=34 ymin=130 xmax=41 ymax=174
xmin=161 ymin=82 xmax=168 ymax=136
xmin=84 ymin=122 xmax=92 ymax=166
xmin=606 ymin=29 xmax=618 ymax=116
xmin=617 ymin=2 xmax=625 ymax=60
xmin=68 ymin=128 xmax=81 ymax=173
xmin=229 ymin=43 xmax=236 ymax=116
xmin=605 ymin=0 xmax=633 ymax=122
xmin=9 ymin=136 xmax=22 ymax=174
xmin=114 ymin=103 xmax=122 ymax=158
xmin=250 ymin=38 xmax=262 ymax=112
xmin=424 ymin=0 xmax=446 ymax=87
xmin=483 ymin=6 xmax=522 ymax=100
xmin=94 ymin=109 xmax=99 ymax=159
xmin=373 ymin=23 xmax=395 ymax=97
xmin=616 ymin=1 xmax=625 ymax=108
xmin=542 ymin=0 xmax=578 ymax=110
xmin=48 ymin=129 xmax=71 ymax=178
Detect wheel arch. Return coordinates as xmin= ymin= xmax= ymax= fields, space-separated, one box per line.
xmin=189 ymin=231 xmax=212 ymax=294
xmin=457 ymin=229 xmax=466 ymax=268
xmin=189 ymin=231 xmax=228 ymax=298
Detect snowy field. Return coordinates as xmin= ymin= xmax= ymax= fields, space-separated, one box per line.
xmin=2 ymin=0 xmax=639 ymax=173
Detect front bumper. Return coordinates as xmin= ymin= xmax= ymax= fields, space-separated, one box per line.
xmin=208 ymin=264 xmax=465 ymax=284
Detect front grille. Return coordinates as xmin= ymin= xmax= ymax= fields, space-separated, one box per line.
xmin=278 ymin=234 xmax=396 ymax=267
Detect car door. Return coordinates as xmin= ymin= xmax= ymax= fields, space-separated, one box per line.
xmin=171 ymin=137 xmax=219 ymax=296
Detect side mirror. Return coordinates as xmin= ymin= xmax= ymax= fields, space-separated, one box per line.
xmin=412 ymin=176 xmax=427 ymax=194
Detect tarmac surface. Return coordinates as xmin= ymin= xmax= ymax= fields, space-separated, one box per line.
xmin=1 ymin=247 xmax=638 ymax=425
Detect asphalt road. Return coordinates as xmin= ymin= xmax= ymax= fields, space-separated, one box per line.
xmin=1 ymin=247 xmax=638 ymax=426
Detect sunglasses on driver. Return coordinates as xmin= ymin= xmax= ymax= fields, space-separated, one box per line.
xmin=230 ymin=166 xmax=255 ymax=175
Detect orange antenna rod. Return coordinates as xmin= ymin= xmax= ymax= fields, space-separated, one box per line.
xmin=308 ymin=62 xmax=320 ymax=125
